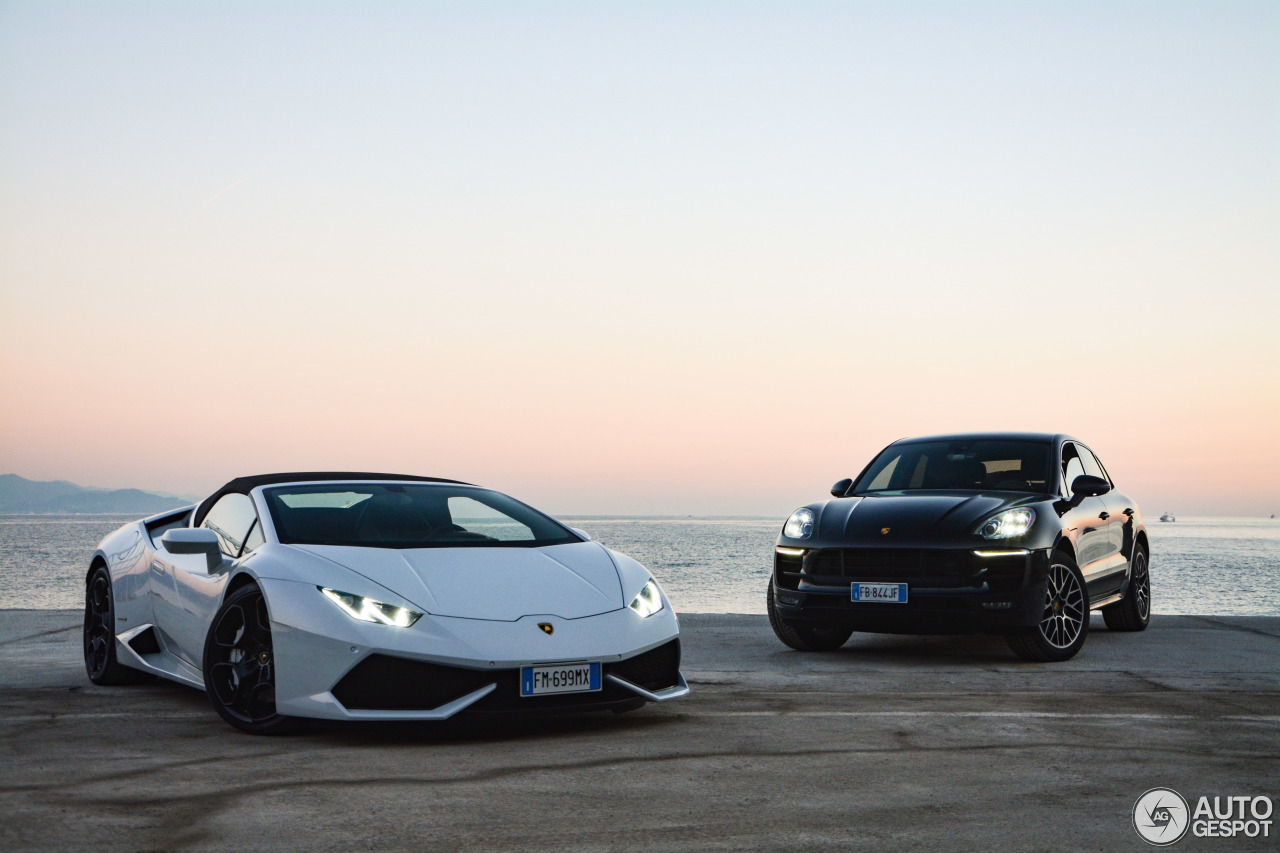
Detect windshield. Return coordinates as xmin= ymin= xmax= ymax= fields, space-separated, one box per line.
xmin=853 ymin=439 xmax=1053 ymax=494
xmin=263 ymin=483 xmax=579 ymax=549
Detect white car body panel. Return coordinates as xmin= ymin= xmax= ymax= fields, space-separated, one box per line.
xmin=262 ymin=576 xmax=683 ymax=719
xmin=292 ymin=540 xmax=626 ymax=621
xmin=87 ymin=480 xmax=688 ymax=723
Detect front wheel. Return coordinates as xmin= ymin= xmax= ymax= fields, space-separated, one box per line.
xmin=1103 ymin=545 xmax=1150 ymax=631
xmin=767 ymin=583 xmax=854 ymax=651
xmin=1007 ymin=554 xmax=1089 ymax=662
xmin=202 ymin=583 xmax=296 ymax=735
xmin=84 ymin=566 xmax=153 ymax=685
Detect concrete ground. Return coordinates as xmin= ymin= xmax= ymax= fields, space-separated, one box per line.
xmin=1 ymin=610 xmax=1277 ymax=852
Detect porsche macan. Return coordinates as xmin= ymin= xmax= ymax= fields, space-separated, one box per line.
xmin=768 ymin=433 xmax=1150 ymax=661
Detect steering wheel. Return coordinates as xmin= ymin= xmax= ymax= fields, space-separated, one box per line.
xmin=423 ymin=524 xmax=496 ymax=543
xmin=991 ymin=479 xmax=1031 ymax=491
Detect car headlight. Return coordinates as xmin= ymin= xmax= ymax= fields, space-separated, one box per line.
xmin=976 ymin=508 xmax=1036 ymax=539
xmin=319 ymin=587 xmax=423 ymax=627
xmin=628 ymin=579 xmax=664 ymax=618
xmin=783 ymin=508 xmax=816 ymax=539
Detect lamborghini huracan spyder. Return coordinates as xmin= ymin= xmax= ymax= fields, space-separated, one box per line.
xmin=84 ymin=473 xmax=687 ymax=733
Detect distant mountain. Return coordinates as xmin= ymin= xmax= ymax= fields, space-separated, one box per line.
xmin=0 ymin=474 xmax=200 ymax=514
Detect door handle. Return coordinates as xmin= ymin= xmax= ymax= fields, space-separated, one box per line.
xmin=1098 ymin=512 xmax=1110 ymax=520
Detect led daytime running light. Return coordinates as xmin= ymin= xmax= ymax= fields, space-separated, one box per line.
xmin=319 ymin=587 xmax=423 ymax=627
xmin=628 ymin=579 xmax=664 ymax=618
xmin=977 ymin=508 xmax=1036 ymax=540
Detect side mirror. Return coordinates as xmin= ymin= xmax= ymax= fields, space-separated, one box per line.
xmin=831 ymin=478 xmax=853 ymax=498
xmin=570 ymin=527 xmax=591 ymax=541
xmin=161 ymin=528 xmax=223 ymax=571
xmin=1070 ymin=474 xmax=1111 ymax=499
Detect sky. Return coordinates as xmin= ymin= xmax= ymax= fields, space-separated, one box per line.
xmin=0 ymin=1 xmax=1277 ymax=516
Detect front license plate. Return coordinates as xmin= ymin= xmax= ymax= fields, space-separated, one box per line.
xmin=520 ymin=662 xmax=602 ymax=696
xmin=852 ymin=583 xmax=908 ymax=603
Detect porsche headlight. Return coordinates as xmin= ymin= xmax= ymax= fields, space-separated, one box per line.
xmin=628 ymin=579 xmax=664 ymax=618
xmin=783 ymin=508 xmax=816 ymax=539
xmin=977 ymin=508 xmax=1036 ymax=539
xmin=319 ymin=587 xmax=423 ymax=627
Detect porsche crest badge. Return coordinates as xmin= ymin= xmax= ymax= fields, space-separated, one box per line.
xmin=538 ymin=622 xmax=554 ymax=635
xmin=881 ymin=528 xmax=891 ymax=535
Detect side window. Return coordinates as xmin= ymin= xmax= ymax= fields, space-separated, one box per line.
xmin=1078 ymin=447 xmax=1107 ymax=483
xmin=1061 ymin=445 xmax=1085 ymax=495
xmin=201 ymin=494 xmax=259 ymax=558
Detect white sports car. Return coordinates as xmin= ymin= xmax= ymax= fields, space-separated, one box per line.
xmin=83 ymin=473 xmax=687 ymax=733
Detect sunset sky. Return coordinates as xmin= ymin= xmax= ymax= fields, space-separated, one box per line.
xmin=1 ymin=1 xmax=1277 ymax=516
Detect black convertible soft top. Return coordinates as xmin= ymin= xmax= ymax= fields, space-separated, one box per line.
xmin=192 ymin=472 xmax=470 ymax=526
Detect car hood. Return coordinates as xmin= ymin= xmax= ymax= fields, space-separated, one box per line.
xmin=292 ymin=541 xmax=626 ymax=621
xmin=810 ymin=492 xmax=1041 ymax=544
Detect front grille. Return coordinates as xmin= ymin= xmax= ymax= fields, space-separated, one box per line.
xmin=332 ymin=655 xmax=495 ymax=711
xmin=609 ymin=639 xmax=680 ymax=691
xmin=810 ymin=548 xmax=969 ymax=583
xmin=794 ymin=548 xmax=1026 ymax=593
xmin=332 ymin=640 xmax=681 ymax=713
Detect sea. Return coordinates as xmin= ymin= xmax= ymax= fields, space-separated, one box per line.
xmin=1 ymin=514 xmax=1277 ymax=616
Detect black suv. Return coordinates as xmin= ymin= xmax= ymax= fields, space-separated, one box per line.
xmin=768 ymin=433 xmax=1150 ymax=661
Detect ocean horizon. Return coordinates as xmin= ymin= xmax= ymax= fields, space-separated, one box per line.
xmin=2 ymin=513 xmax=1277 ymax=616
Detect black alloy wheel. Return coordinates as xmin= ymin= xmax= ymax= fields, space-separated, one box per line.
xmin=1103 ymin=545 xmax=1151 ymax=631
xmin=767 ymin=582 xmax=855 ymax=651
xmin=202 ymin=584 xmax=295 ymax=734
xmin=1007 ymin=553 xmax=1090 ymax=662
xmin=83 ymin=566 xmax=152 ymax=685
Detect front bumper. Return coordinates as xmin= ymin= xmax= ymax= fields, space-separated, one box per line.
xmin=771 ymin=546 xmax=1051 ymax=634
xmin=330 ymin=640 xmax=686 ymax=718
xmin=260 ymin=578 xmax=688 ymax=720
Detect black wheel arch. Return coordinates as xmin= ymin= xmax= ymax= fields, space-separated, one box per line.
xmin=1048 ymin=532 xmax=1076 ymax=564
xmin=1123 ymin=531 xmax=1150 ymax=588
xmin=86 ymin=554 xmax=108 ymax=586
xmin=222 ymin=571 xmax=262 ymax=606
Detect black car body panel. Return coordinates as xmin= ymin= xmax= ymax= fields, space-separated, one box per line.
xmin=772 ymin=432 xmax=1148 ymax=637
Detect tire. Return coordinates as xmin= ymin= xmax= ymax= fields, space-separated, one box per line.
xmin=767 ymin=582 xmax=854 ymax=651
xmin=1007 ymin=552 xmax=1090 ymax=662
xmin=84 ymin=566 xmax=154 ymax=685
xmin=202 ymin=583 xmax=297 ymax=735
xmin=1103 ymin=545 xmax=1151 ymax=632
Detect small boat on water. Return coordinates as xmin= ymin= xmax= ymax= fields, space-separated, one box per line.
xmin=1160 ymin=512 xmax=1176 ymax=522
